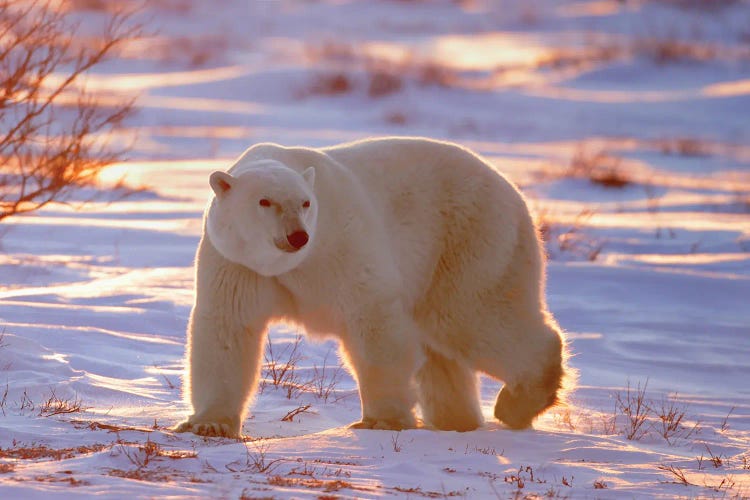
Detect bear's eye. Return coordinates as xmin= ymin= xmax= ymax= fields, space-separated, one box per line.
xmin=259 ymin=198 xmax=271 ymax=207
xmin=302 ymin=200 xmax=311 ymax=208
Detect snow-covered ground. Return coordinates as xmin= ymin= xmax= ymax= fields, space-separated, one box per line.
xmin=1 ymin=0 xmax=749 ymax=497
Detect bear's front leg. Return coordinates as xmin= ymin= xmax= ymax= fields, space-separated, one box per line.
xmin=344 ymin=300 xmax=421 ymax=431
xmin=173 ymin=306 xmax=265 ymax=438
xmin=174 ymin=237 xmax=279 ymax=438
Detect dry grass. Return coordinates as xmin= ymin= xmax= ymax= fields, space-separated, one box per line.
xmin=647 ymin=0 xmax=741 ymax=11
xmin=118 ymin=437 xmax=197 ymax=470
xmin=658 ymin=463 xmax=692 ymax=485
xmin=0 ymin=443 xmax=107 ymax=461
xmin=634 ymin=38 xmax=719 ymax=65
xmin=656 ymin=138 xmax=713 ymax=157
xmin=535 ymin=45 xmax=621 ymax=71
xmin=536 ymin=208 xmax=604 ymax=262
xmin=609 ymin=381 xmax=701 ymax=443
xmin=268 ymin=475 xmax=355 ymax=493
xmin=301 ymin=41 xmax=460 ymax=100
xmin=567 ymin=148 xmax=631 ymax=189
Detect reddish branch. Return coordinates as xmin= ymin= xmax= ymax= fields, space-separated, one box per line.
xmin=0 ymin=0 xmax=141 ymax=221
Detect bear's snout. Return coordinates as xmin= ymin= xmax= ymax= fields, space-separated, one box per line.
xmin=287 ymin=230 xmax=309 ymax=250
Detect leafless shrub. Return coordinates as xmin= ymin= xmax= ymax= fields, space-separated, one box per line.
xmin=227 ymin=440 xmax=283 ymax=474
xmin=657 ymin=463 xmax=692 ymax=485
xmin=615 ymin=380 xmax=652 ymax=441
xmin=536 ymin=208 xmax=604 ymax=262
xmin=0 ymin=0 xmax=141 ymax=222
xmin=593 ymin=479 xmax=607 ymax=489
xmin=311 ymin=350 xmax=347 ymax=403
xmin=262 ymin=334 xmax=311 ymax=399
xmin=281 ymin=404 xmax=312 ymax=422
xmin=38 ymin=388 xmax=87 ymax=416
xmin=655 ymin=394 xmax=699 ymax=444
xmin=119 ymin=437 xmax=160 ymax=469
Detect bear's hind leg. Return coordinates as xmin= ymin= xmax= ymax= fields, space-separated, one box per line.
xmin=344 ymin=300 xmax=421 ymax=431
xmin=416 ymin=346 xmax=483 ymax=431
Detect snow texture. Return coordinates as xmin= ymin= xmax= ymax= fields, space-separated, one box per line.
xmin=1 ymin=0 xmax=749 ymax=498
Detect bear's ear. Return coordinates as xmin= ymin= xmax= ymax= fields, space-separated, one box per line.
xmin=302 ymin=166 xmax=315 ymax=188
xmin=209 ymin=171 xmax=235 ymax=197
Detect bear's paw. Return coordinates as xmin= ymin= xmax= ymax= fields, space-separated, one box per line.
xmin=349 ymin=414 xmax=417 ymax=431
xmin=173 ymin=420 xmax=239 ymax=438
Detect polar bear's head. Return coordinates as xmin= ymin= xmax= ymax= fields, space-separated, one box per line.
xmin=206 ymin=160 xmax=318 ymax=277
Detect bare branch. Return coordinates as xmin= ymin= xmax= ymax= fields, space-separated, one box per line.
xmin=0 ymin=0 xmax=142 ymax=221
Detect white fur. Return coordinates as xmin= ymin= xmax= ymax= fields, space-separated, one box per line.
xmin=175 ymin=137 xmax=568 ymax=438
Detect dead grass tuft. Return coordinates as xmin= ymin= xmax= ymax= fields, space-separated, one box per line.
xmin=568 ymin=148 xmax=631 ymax=189
xmin=268 ymin=475 xmax=355 ymax=493
xmin=307 ymin=73 xmax=353 ymax=97
xmin=657 ymin=138 xmax=712 ymax=157
xmin=302 ymin=41 xmax=460 ymax=100
xmin=634 ymin=38 xmax=718 ymax=65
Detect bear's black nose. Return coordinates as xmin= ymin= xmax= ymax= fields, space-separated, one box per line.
xmin=287 ymin=230 xmax=309 ymax=250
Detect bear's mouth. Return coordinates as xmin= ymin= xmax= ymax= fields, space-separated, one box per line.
xmin=274 ymin=238 xmax=299 ymax=253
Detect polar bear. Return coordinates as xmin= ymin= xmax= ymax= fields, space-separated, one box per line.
xmin=174 ymin=137 xmax=568 ymax=438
